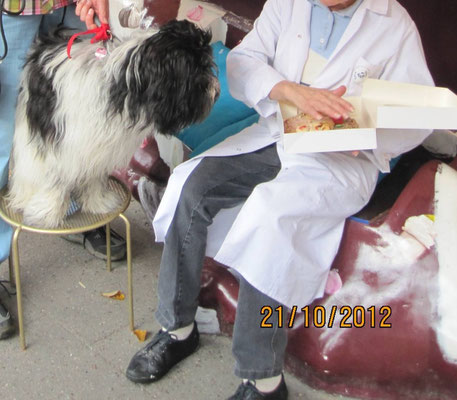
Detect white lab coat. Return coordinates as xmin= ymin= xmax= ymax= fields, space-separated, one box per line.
xmin=153 ymin=0 xmax=434 ymax=308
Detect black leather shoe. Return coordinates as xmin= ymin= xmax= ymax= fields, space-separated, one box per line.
xmin=126 ymin=322 xmax=199 ymax=383
xmin=228 ymin=375 xmax=288 ymax=400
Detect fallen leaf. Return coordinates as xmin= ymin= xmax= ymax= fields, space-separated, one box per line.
xmin=133 ymin=329 xmax=147 ymax=342
xmin=101 ymin=290 xmax=125 ymax=300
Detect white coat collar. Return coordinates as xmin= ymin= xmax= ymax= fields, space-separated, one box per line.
xmin=287 ymin=0 xmax=389 ymax=83
xmin=307 ymin=0 xmax=363 ymax=17
xmin=298 ymin=0 xmax=389 ymax=18
xmin=362 ymin=0 xmax=389 ymax=15
xmin=311 ymin=0 xmax=388 ymax=85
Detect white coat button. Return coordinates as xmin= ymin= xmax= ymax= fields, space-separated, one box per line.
xmin=320 ymin=38 xmax=325 ymax=44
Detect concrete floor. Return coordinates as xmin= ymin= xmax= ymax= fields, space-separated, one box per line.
xmin=1 ymin=200 xmax=352 ymax=400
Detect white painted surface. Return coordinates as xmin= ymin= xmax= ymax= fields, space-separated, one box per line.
xmin=434 ymin=163 xmax=457 ymax=363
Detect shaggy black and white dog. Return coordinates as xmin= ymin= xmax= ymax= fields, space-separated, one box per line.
xmin=8 ymin=20 xmax=219 ymax=228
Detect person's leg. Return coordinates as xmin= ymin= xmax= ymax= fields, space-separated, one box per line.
xmin=233 ymin=276 xmax=288 ymax=379
xmin=0 ymin=13 xmax=42 ymax=262
xmin=126 ymin=144 xmax=281 ymax=383
xmin=227 ymin=275 xmax=289 ymax=399
xmin=0 ymin=13 xmax=44 ymax=339
xmin=156 ymin=144 xmax=281 ymax=330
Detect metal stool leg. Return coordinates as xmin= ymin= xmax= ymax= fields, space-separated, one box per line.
xmin=11 ymin=227 xmax=26 ymax=350
xmin=106 ymin=222 xmax=112 ymax=272
xmin=118 ymin=213 xmax=134 ymax=331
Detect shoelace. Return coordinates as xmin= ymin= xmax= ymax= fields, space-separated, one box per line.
xmin=142 ymin=329 xmax=178 ymax=355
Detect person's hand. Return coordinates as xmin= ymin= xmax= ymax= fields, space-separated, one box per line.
xmin=269 ymin=81 xmax=353 ymax=120
xmin=75 ymin=0 xmax=109 ymax=30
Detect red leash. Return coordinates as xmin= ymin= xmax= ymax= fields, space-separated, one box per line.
xmin=67 ymin=23 xmax=111 ymax=59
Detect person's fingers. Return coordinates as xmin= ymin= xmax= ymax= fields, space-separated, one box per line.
xmin=295 ymin=90 xmax=346 ymax=120
xmin=297 ymin=104 xmax=323 ymax=120
xmin=314 ymin=90 xmax=353 ymax=119
xmin=274 ymin=82 xmax=354 ymax=120
xmin=330 ymin=85 xmax=353 ymax=116
xmin=78 ymin=0 xmax=92 ymax=23
xmin=85 ymin=8 xmax=97 ymax=29
xmin=75 ymin=0 xmax=84 ymax=16
xmin=308 ymin=99 xmax=342 ymax=120
xmin=331 ymin=85 xmax=347 ymax=98
xmin=95 ymin=0 xmax=109 ymax=24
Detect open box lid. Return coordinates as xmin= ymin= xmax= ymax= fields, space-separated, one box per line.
xmin=362 ymin=79 xmax=457 ymax=130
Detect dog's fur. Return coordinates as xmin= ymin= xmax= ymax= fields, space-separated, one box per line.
xmin=8 ymin=20 xmax=219 ymax=228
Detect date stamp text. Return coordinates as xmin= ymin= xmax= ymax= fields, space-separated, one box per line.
xmin=260 ymin=305 xmax=392 ymax=329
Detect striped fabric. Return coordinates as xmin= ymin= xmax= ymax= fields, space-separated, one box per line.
xmin=3 ymin=0 xmax=75 ymax=15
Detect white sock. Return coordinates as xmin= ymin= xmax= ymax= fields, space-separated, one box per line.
xmin=162 ymin=323 xmax=194 ymax=341
xmin=243 ymin=374 xmax=282 ymax=393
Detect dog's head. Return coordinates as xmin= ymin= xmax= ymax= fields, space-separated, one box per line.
xmin=109 ymin=19 xmax=220 ymax=137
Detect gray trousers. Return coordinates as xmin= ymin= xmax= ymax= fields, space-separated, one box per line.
xmin=155 ymin=144 xmax=288 ymax=379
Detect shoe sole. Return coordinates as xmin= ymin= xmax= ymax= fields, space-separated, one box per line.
xmin=62 ymin=233 xmax=85 ymax=245
xmin=125 ymin=370 xmax=162 ymax=384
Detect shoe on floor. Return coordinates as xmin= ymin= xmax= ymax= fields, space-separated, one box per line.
xmin=126 ymin=322 xmax=199 ymax=383
xmin=62 ymin=226 xmax=126 ymax=261
xmin=228 ymin=375 xmax=288 ymax=400
xmin=0 ymin=298 xmax=15 ymax=340
xmin=137 ymin=176 xmax=165 ymax=223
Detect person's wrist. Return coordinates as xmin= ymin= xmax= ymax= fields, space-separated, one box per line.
xmin=269 ymin=80 xmax=290 ymax=102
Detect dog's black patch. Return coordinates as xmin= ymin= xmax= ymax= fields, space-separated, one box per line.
xmin=24 ymin=30 xmax=72 ymax=145
xmin=108 ymin=19 xmax=217 ymax=137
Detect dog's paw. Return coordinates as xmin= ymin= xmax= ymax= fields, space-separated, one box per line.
xmin=22 ymin=197 xmax=68 ymax=229
xmin=80 ymin=187 xmax=123 ymax=215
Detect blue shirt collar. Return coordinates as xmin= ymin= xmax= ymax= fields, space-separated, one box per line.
xmin=308 ymin=0 xmax=363 ymax=17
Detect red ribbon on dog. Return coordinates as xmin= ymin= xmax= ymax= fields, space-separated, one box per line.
xmin=67 ymin=23 xmax=111 ymax=59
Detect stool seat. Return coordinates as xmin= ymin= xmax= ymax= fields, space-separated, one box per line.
xmin=0 ymin=177 xmax=130 ymax=234
xmin=0 ymin=177 xmax=134 ymax=350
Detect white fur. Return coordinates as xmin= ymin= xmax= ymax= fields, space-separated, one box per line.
xmin=9 ymin=32 xmax=159 ymax=227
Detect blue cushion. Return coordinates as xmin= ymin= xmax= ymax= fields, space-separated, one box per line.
xmin=178 ymin=41 xmax=259 ymax=157
xmin=377 ymin=156 xmax=401 ymax=183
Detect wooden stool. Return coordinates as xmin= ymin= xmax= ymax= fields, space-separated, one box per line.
xmin=0 ymin=178 xmax=134 ymax=349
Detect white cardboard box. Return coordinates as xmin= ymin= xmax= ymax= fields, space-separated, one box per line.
xmin=283 ymin=79 xmax=457 ymax=154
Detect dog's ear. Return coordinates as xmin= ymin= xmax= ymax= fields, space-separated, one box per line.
xmin=110 ymin=20 xmax=216 ymax=137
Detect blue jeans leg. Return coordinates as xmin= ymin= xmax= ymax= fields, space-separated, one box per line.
xmin=155 ymin=144 xmax=281 ymax=329
xmin=154 ymin=144 xmax=287 ymax=379
xmin=0 ymin=14 xmax=42 ymax=263
xmin=232 ymin=274 xmax=288 ymax=379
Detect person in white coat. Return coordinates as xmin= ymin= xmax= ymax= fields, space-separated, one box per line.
xmin=126 ymin=0 xmax=433 ymax=398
